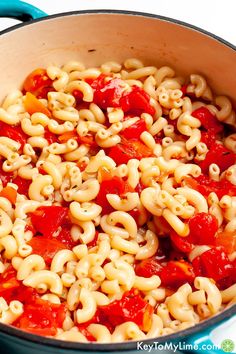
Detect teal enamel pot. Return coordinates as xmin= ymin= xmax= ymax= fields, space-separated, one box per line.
xmin=0 ymin=1 xmax=235 ymax=353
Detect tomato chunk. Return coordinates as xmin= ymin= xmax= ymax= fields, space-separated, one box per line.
xmin=28 ymin=236 xmax=69 ymax=265
xmin=188 ymin=212 xmax=218 ymax=245
xmin=135 ymin=258 xmax=195 ymax=288
xmin=12 ymin=175 xmax=31 ymax=197
xmin=23 ymin=68 xmax=53 ymax=99
xmin=197 ymin=143 xmax=235 ymax=173
xmin=108 ymin=138 xmax=153 ymax=165
xmin=91 ymin=75 xmax=125 ymax=109
xmin=0 ymin=121 xmax=27 ymax=150
xmin=192 ymin=107 xmax=223 ymax=133
xmin=192 ymin=247 xmax=233 ymax=281
xmin=24 ymin=92 xmax=51 ymax=117
xmin=120 ymin=86 xmax=155 ymax=115
xmin=160 ymin=260 xmax=195 ymax=287
xmin=14 ymin=298 xmax=66 ymax=336
xmin=121 ymin=119 xmax=147 ymax=140
xmin=135 ymin=258 xmax=164 ymax=278
xmin=0 ymin=266 xmax=20 ymax=299
xmin=30 ymin=206 xmax=69 ymax=238
xmin=96 ymin=175 xmax=131 ymax=215
xmin=98 ymin=289 xmax=154 ymax=331
xmin=170 ymin=231 xmax=193 ymax=253
xmin=0 ymin=186 xmax=17 ymax=204
xmin=184 ymin=175 xmax=236 ymax=199
xmin=215 ymin=231 xmax=236 ymax=254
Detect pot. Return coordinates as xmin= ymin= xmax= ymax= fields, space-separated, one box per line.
xmin=0 ymin=1 xmax=235 ymax=353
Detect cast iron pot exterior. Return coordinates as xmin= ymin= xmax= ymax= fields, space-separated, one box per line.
xmin=0 ymin=7 xmax=235 ymax=354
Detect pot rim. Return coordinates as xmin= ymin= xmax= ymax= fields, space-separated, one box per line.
xmin=0 ymin=8 xmax=235 ymax=351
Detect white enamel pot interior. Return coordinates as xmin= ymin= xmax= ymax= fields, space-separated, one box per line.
xmin=0 ymin=9 xmax=235 ymax=353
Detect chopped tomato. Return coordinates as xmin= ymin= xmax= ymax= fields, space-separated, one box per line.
xmin=215 ymin=231 xmax=236 ymax=254
xmin=58 ymin=130 xmax=96 ymax=147
xmin=192 ymin=107 xmax=223 ymax=133
xmin=96 ymin=175 xmax=131 ymax=215
xmin=23 ymin=68 xmax=53 ymax=99
xmin=108 ymin=138 xmax=153 ymax=165
xmin=0 ymin=121 xmax=27 ymax=150
xmin=170 ymin=231 xmax=193 ymax=253
xmin=24 ymin=92 xmax=52 ymax=117
xmin=197 ymin=142 xmax=235 ymax=173
xmin=0 ymin=186 xmax=17 ymax=204
xmin=56 ymin=225 xmax=77 ymax=249
xmin=97 ymin=289 xmax=154 ymax=331
xmin=30 ymin=206 xmax=69 ymax=238
xmin=200 ymin=130 xmax=217 ymax=148
xmin=12 ymin=175 xmax=31 ymax=197
xmin=120 ymin=86 xmax=155 ymax=115
xmin=192 ymin=247 xmax=233 ymax=281
xmin=0 ymin=266 xmax=20 ymax=298
xmin=91 ymin=75 xmax=125 ymax=109
xmin=44 ymin=127 xmax=58 ymax=144
xmin=135 ymin=258 xmax=164 ymax=278
xmin=14 ymin=298 xmax=66 ymax=336
xmin=160 ymin=260 xmax=195 ymax=287
xmin=28 ymin=236 xmax=69 ymax=265
xmin=121 ymin=119 xmax=147 ymax=140
xmin=184 ymin=174 xmax=236 ymax=199
xmin=135 ymin=253 xmax=194 ymax=288
xmin=188 ymin=212 xmax=218 ymax=245
xmin=91 ymin=75 xmax=154 ymax=115
xmin=77 ymin=160 xmax=88 ymax=172
xmin=0 ymin=267 xmax=38 ymax=303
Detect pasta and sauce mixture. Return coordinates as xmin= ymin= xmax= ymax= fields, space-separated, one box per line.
xmin=0 ymin=59 xmax=235 ymax=342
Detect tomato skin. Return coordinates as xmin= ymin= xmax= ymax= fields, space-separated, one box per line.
xmin=28 ymin=236 xmax=69 ymax=265
xmin=192 ymin=107 xmax=223 ymax=133
xmin=188 ymin=212 xmax=218 ymax=245
xmin=135 ymin=258 xmax=164 ymax=278
xmin=193 ymin=247 xmax=233 ymax=282
xmin=108 ymin=138 xmax=153 ymax=165
xmin=0 ymin=121 xmax=27 ymax=150
xmin=23 ymin=68 xmax=53 ymax=99
xmin=121 ymin=119 xmax=147 ymax=140
xmin=30 ymin=206 xmax=69 ymax=238
xmin=197 ymin=143 xmax=235 ymax=173
xmin=120 ymin=86 xmax=155 ymax=115
xmin=14 ymin=298 xmax=66 ymax=336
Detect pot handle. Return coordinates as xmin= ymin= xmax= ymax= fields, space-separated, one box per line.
xmin=0 ymin=0 xmax=47 ymax=21
xmin=185 ymin=315 xmax=236 ymax=353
